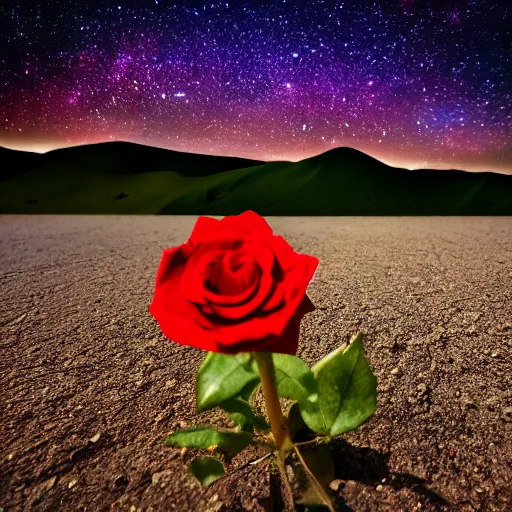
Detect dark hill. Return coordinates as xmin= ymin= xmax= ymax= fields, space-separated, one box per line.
xmin=0 ymin=142 xmax=264 ymax=179
xmin=0 ymin=142 xmax=510 ymax=215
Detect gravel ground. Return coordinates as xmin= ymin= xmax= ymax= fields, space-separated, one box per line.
xmin=1 ymin=215 xmax=511 ymax=512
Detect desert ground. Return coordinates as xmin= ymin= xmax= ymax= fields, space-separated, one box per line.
xmin=1 ymin=215 xmax=511 ymax=511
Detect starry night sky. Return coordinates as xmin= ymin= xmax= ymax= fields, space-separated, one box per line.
xmin=1 ymin=1 xmax=511 ymax=172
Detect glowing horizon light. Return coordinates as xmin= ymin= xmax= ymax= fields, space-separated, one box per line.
xmin=0 ymin=0 xmax=509 ymax=173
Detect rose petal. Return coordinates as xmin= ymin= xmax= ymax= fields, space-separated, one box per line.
xmin=179 ymin=236 xmax=246 ymax=305
xmin=217 ymin=295 xmax=315 ymax=355
xmin=208 ymin=242 xmax=276 ymax=320
xmin=150 ymin=247 xmax=220 ymax=351
xmin=261 ymin=281 xmax=285 ymax=312
xmin=238 ymin=210 xmax=274 ymax=235
xmin=188 ymin=216 xmax=220 ymax=246
xmin=213 ymin=251 xmax=318 ymax=345
xmin=154 ymin=246 xmax=186 ymax=286
xmin=211 ymin=252 xmax=258 ymax=295
xmin=181 ymin=249 xmax=225 ymax=305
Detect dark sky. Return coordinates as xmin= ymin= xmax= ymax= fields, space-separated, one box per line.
xmin=0 ymin=0 xmax=510 ymax=171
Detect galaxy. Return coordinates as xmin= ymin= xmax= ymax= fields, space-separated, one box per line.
xmin=0 ymin=0 xmax=510 ymax=172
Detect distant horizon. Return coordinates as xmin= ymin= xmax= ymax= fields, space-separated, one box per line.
xmin=1 ymin=138 xmax=511 ymax=175
xmin=2 ymin=2 xmax=510 ymax=176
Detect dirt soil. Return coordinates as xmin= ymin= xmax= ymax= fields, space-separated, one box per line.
xmin=1 ymin=216 xmax=511 ymax=512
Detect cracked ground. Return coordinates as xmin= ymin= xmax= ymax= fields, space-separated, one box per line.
xmin=1 ymin=216 xmax=511 ymax=511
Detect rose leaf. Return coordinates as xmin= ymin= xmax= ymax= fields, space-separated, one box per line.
xmin=311 ymin=333 xmax=377 ymax=436
xmin=166 ymin=426 xmax=253 ymax=457
xmin=197 ymin=352 xmax=260 ymax=411
xmin=220 ymin=397 xmax=270 ymax=433
xmin=189 ymin=457 xmax=225 ymax=487
xmin=267 ymin=354 xmax=328 ymax=435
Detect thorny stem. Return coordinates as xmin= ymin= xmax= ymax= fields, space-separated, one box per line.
xmin=252 ymin=352 xmax=292 ymax=452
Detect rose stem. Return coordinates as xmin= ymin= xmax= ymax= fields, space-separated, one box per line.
xmin=252 ymin=352 xmax=291 ymax=451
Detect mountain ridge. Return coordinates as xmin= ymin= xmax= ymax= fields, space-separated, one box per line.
xmin=1 ymin=141 xmax=510 ymax=215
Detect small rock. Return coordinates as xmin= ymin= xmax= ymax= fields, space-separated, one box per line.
xmin=6 ymin=453 xmax=15 ymax=461
xmin=114 ymin=474 xmax=129 ymax=487
xmin=390 ymin=368 xmax=399 ymax=375
xmin=45 ymin=476 xmax=57 ymax=489
xmin=89 ymin=433 xmax=101 ymax=443
xmin=502 ymin=408 xmax=512 ymax=422
xmin=329 ymin=479 xmax=343 ymax=491
xmin=376 ymin=484 xmax=384 ymax=492
xmin=491 ymin=353 xmax=498 ymax=358
xmin=417 ymin=383 xmax=428 ymax=393
xmin=68 ymin=480 xmax=77 ymax=489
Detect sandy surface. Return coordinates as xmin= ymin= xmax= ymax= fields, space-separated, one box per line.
xmin=1 ymin=215 xmax=511 ymax=512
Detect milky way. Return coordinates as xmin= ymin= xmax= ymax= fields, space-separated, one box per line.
xmin=1 ymin=1 xmax=511 ymax=171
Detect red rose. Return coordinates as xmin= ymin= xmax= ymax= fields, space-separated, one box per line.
xmin=150 ymin=211 xmax=318 ymax=354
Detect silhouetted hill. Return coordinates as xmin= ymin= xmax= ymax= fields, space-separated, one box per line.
xmin=0 ymin=142 xmax=264 ymax=178
xmin=1 ymin=142 xmax=510 ymax=215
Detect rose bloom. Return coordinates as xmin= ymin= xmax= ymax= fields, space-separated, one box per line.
xmin=150 ymin=211 xmax=318 ymax=354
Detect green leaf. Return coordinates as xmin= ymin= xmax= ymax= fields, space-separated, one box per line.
xmin=237 ymin=379 xmax=261 ymax=402
xmin=295 ymin=445 xmax=335 ymax=511
xmin=269 ymin=354 xmax=327 ymax=435
xmin=166 ymin=427 xmax=253 ymax=456
xmin=197 ymin=352 xmax=260 ymax=410
xmin=311 ymin=333 xmax=377 ymax=436
xmin=189 ymin=457 xmax=225 ymax=487
xmin=287 ymin=402 xmax=313 ymax=441
xmin=220 ymin=397 xmax=270 ymax=433
xmin=271 ymin=353 xmax=317 ymax=404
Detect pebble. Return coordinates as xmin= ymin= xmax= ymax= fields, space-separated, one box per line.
xmin=502 ymin=408 xmax=512 ymax=422
xmin=68 ymin=480 xmax=77 ymax=489
xmin=89 ymin=433 xmax=101 ymax=443
xmin=286 ymin=465 xmax=295 ymax=482
xmin=376 ymin=484 xmax=384 ymax=492
xmin=45 ymin=476 xmax=57 ymax=490
xmin=329 ymin=479 xmax=343 ymax=491
xmin=114 ymin=474 xmax=128 ymax=487
xmin=390 ymin=367 xmax=399 ymax=375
